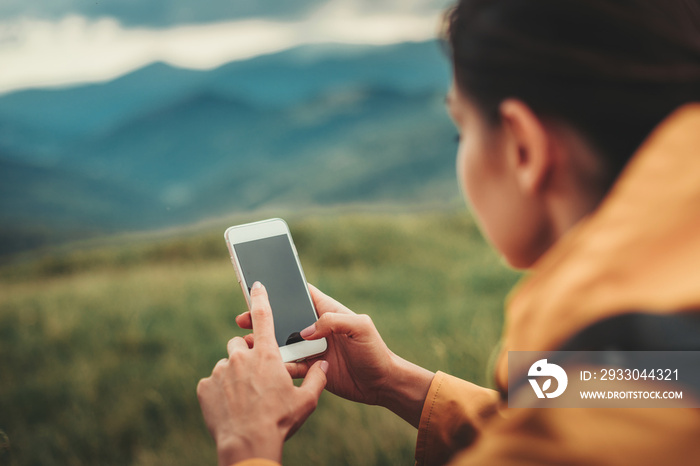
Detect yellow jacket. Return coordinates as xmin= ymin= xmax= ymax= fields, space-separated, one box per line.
xmin=417 ymin=103 xmax=700 ymax=465
xmin=234 ymin=103 xmax=700 ymax=466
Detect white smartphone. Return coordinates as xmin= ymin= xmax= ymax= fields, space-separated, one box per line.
xmin=224 ymin=218 xmax=327 ymax=362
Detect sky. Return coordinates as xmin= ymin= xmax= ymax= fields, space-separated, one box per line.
xmin=0 ymin=0 xmax=452 ymax=95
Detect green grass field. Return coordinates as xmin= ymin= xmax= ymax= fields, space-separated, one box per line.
xmin=0 ymin=211 xmax=520 ymax=465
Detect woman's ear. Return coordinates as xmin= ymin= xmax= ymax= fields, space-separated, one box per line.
xmin=499 ymin=99 xmax=553 ymax=195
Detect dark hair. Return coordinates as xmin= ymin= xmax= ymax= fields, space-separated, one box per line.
xmin=443 ymin=0 xmax=700 ymax=181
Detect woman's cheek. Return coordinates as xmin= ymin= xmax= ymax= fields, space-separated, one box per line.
xmin=459 ymin=143 xmax=488 ymax=219
xmin=458 ymin=142 xmax=518 ymax=264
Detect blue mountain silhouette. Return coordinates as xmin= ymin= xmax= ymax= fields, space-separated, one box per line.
xmin=0 ymin=40 xmax=457 ymax=256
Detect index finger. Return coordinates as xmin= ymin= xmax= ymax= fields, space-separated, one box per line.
xmin=249 ymin=281 xmax=277 ymax=348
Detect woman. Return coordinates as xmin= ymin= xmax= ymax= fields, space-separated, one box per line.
xmin=197 ymin=0 xmax=700 ymax=464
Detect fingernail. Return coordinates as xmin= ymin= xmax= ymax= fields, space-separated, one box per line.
xmin=319 ymin=360 xmax=329 ymax=374
xmin=251 ymin=281 xmax=263 ymax=290
xmin=300 ymin=323 xmax=316 ymax=339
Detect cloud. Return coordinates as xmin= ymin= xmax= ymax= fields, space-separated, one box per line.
xmin=0 ymin=0 xmax=450 ymax=28
xmin=0 ymin=1 xmax=445 ymax=95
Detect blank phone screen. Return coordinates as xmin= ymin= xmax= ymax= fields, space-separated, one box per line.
xmin=234 ymin=234 xmax=316 ymax=347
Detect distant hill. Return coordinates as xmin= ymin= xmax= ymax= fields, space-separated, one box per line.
xmin=0 ymin=41 xmax=448 ymax=146
xmin=0 ymin=154 xmax=167 ymax=256
xmin=0 ymin=40 xmax=458 ymax=257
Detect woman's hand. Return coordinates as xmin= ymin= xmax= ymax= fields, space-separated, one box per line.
xmin=235 ymin=284 xmax=434 ymax=428
xmin=197 ymin=282 xmax=328 ymax=466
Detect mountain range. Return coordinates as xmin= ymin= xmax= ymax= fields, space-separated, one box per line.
xmin=0 ymin=40 xmax=459 ymax=257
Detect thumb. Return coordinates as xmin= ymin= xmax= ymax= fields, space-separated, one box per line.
xmin=286 ymin=360 xmax=328 ymax=440
xmin=299 ymin=360 xmax=329 ymax=405
xmin=301 ymin=312 xmax=375 ymax=341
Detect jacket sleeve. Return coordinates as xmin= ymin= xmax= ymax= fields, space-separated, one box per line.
xmin=444 ymin=405 xmax=700 ymax=466
xmin=230 ymin=459 xmax=280 ymax=466
xmin=442 ymin=370 xmax=700 ymax=466
xmin=415 ymin=371 xmax=500 ymax=466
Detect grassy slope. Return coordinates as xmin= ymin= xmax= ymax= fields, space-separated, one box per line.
xmin=0 ymin=211 xmax=520 ymax=465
